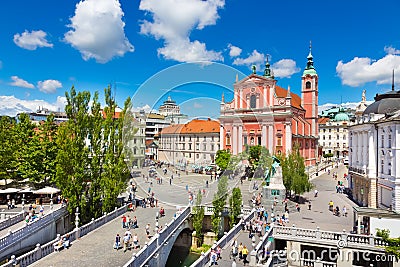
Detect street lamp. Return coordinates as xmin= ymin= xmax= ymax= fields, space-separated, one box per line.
xmin=75 ymin=207 xmax=80 ymax=229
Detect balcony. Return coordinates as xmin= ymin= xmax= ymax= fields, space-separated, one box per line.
xmin=349 ymin=166 xmax=368 ymax=176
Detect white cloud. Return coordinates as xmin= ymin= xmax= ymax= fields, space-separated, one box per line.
xmin=64 ymin=0 xmax=134 ymax=63
xmin=9 ymin=76 xmax=35 ymax=89
xmin=319 ymin=101 xmax=374 ymax=114
xmin=232 ymin=50 xmax=265 ymax=70
xmin=13 ymin=30 xmax=53 ymax=50
xmin=384 ymin=46 xmax=400 ymax=55
xmin=37 ymin=80 xmax=62 ymax=93
xmin=0 ymin=95 xmax=67 ymax=117
xmin=228 ymin=44 xmax=242 ymax=57
xmin=272 ymin=59 xmax=301 ymax=78
xmin=139 ymin=0 xmax=224 ymax=62
xmin=336 ymin=48 xmax=400 ymax=87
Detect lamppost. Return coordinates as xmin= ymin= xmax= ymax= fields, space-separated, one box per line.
xmin=75 ymin=207 xmax=80 ymax=229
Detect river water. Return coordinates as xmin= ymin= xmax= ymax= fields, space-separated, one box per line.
xmin=166 ymin=246 xmax=200 ymax=267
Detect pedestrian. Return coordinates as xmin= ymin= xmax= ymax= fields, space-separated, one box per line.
xmin=296 ymin=203 xmax=300 ymax=212
xmin=242 ymin=245 xmax=249 ymax=265
xmin=308 ymin=200 xmax=312 ymax=210
xmin=206 ymin=180 xmax=209 ymax=188
xmin=238 ymin=242 xmax=243 ymax=260
xmin=210 ymin=249 xmax=218 ymax=266
xmin=343 ymin=206 xmax=348 ymax=217
xmin=114 ymin=233 xmax=121 ymax=250
xmin=121 ymin=215 xmax=127 ymax=228
xmin=123 ymin=233 xmax=130 ymax=252
xmin=145 ymin=223 xmax=151 ymax=238
xmin=169 ymin=178 xmax=172 ymax=185
xmin=314 ymin=189 xmax=318 ymax=197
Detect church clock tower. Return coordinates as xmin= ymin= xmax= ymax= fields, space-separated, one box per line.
xmin=301 ymin=43 xmax=319 ymax=137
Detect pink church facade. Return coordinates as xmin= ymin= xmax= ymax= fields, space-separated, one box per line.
xmin=219 ymin=48 xmax=319 ymax=166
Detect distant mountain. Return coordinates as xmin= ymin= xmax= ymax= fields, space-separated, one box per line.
xmin=0 ymin=95 xmax=66 ymax=117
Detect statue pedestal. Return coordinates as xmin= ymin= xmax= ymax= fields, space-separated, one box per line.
xmin=263 ymin=165 xmax=286 ymax=206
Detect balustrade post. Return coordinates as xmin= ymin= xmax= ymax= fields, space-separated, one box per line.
xmin=341 ymin=229 xmax=347 ymax=242
xmin=249 ymin=249 xmax=257 ymax=266
xmin=316 ymin=226 xmax=321 ymax=239
xmin=35 ymin=243 xmax=42 ymax=259
xmin=369 ymin=234 xmax=374 ymax=246
xmin=291 ymin=224 xmax=297 ymax=236
xmin=91 ymin=218 xmax=95 ymax=231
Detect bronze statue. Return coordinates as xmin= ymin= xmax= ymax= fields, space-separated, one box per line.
xmin=264 ymin=156 xmax=280 ymax=186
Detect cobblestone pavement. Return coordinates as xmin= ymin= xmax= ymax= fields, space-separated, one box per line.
xmin=30 ymin=206 xmax=176 ymax=267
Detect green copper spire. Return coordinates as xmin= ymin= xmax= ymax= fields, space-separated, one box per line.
xmin=302 ymin=41 xmax=317 ymax=76
xmin=263 ymin=55 xmax=274 ymax=78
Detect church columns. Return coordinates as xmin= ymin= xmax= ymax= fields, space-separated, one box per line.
xmin=285 ymin=121 xmax=292 ymax=154
xmin=263 ymin=86 xmax=267 ymax=108
xmin=262 ymin=124 xmax=267 ymax=146
xmin=239 ymin=89 xmax=243 ymax=109
xmin=238 ymin=125 xmax=243 ymax=153
xmin=232 ymin=125 xmax=238 ymax=155
xmin=234 ymin=90 xmax=238 ymax=109
xmin=268 ymin=124 xmax=274 ymax=153
xmin=219 ymin=125 xmax=224 ymax=151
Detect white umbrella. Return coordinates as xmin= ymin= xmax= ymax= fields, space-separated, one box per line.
xmin=33 ymin=186 xmax=61 ymax=195
xmin=0 ymin=188 xmax=21 ymax=194
xmin=19 ymin=188 xmax=34 ymax=193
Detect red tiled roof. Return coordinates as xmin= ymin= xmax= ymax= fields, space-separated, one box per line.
xmin=318 ymin=117 xmax=330 ymax=124
xmin=160 ymin=124 xmax=184 ymax=134
xmin=275 ymin=86 xmax=303 ymax=110
xmin=181 ymin=119 xmax=219 ymax=134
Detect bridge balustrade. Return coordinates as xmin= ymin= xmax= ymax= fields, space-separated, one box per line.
xmin=0 ymin=211 xmax=27 ymax=232
xmin=0 ymin=205 xmax=67 ymax=255
xmin=273 ymin=225 xmax=388 ymax=248
xmin=190 ymin=208 xmax=256 ymax=267
xmin=1 ymin=205 xmax=127 ymax=267
xmin=124 ymin=206 xmax=191 ymax=267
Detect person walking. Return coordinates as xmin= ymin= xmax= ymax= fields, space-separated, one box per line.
xmin=114 ymin=233 xmax=121 ymax=250
xmin=343 ymin=206 xmax=348 ymax=217
xmin=308 ymin=200 xmax=312 ymax=210
xmin=242 ymin=245 xmax=249 ymax=265
xmin=121 ymin=215 xmax=127 ymax=228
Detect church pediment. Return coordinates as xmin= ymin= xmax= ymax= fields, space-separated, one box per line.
xmin=235 ymin=74 xmax=273 ymax=87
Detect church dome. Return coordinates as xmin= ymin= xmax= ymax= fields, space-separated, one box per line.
xmin=363 ymin=90 xmax=400 ymax=115
xmin=334 ymin=108 xmax=350 ymax=121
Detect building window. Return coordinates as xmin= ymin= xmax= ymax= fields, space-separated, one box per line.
xmin=211 ymin=144 xmax=214 ymax=151
xmin=388 ymin=162 xmax=392 ymax=175
xmin=203 ymin=144 xmax=207 ymax=151
xmin=306 ymin=81 xmax=311 ymax=89
xmin=196 ymin=143 xmax=199 ymax=150
xmin=244 ymin=136 xmax=247 ymax=145
xmin=196 ymin=154 xmax=199 ymax=159
xmin=381 ymin=159 xmax=384 ymax=174
xmin=388 ymin=134 xmax=392 ymax=148
xmin=277 ymin=136 xmax=282 ymax=146
xmin=258 ymin=136 xmax=262 ymax=145
xmin=329 ymin=135 xmax=331 ymax=140
xmin=226 ymin=135 xmax=231 ymax=145
xmin=203 ymin=154 xmax=206 ymax=159
xmin=250 ymin=95 xmax=257 ymax=109
xmin=305 ymin=141 xmax=309 ymax=148
xmin=250 ymin=137 xmax=255 ymax=145
xmin=337 ymin=134 xmax=340 ymax=140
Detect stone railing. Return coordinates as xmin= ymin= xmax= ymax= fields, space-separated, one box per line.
xmin=0 ymin=205 xmax=67 ymax=255
xmin=273 ymin=225 xmax=388 ymax=249
xmin=301 ymin=258 xmax=337 ymax=267
xmin=250 ymin=226 xmax=274 ymax=265
xmin=1 ymin=204 xmax=127 ymax=267
xmin=0 ymin=211 xmax=27 ymax=231
xmin=124 ymin=206 xmax=191 ymax=267
xmin=190 ymin=208 xmax=256 ymax=267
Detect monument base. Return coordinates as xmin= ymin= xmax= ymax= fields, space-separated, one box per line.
xmin=262 ymin=186 xmax=285 ymax=204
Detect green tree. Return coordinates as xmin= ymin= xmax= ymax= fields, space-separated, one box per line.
xmin=229 ymin=187 xmax=242 ymax=228
xmin=280 ymin=144 xmax=313 ymax=197
xmin=215 ymin=150 xmax=231 ymax=171
xmin=0 ymin=117 xmax=17 ymax=186
xmin=20 ymin=114 xmax=58 ymax=187
xmin=211 ymin=175 xmax=228 ymax=236
xmin=56 ymin=86 xmax=92 ymax=222
xmin=376 ymin=229 xmax=400 ymax=259
xmin=192 ymin=190 xmax=205 ymax=246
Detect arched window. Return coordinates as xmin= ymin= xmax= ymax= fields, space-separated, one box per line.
xmin=250 ymin=95 xmax=257 ymax=108
xmin=306 ymin=81 xmax=311 ymax=89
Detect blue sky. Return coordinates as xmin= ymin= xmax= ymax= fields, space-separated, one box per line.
xmin=0 ymin=0 xmax=400 ymax=119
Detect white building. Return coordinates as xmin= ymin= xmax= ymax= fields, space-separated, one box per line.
xmin=158 ymin=119 xmax=220 ymax=170
xmin=158 ymin=96 xmax=188 ymax=124
xmin=348 ymin=87 xmax=400 ymax=213
xmin=318 ymin=107 xmax=350 ymax=160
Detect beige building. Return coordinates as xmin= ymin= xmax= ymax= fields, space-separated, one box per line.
xmin=158 ymin=119 xmax=220 ymax=170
